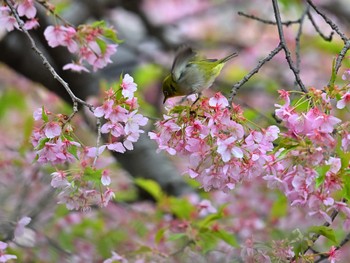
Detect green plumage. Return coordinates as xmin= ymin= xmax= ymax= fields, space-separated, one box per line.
xmin=162 ymin=47 xmax=237 ymax=103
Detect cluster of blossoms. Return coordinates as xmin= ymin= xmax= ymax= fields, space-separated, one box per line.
xmin=31 ymin=74 xmax=147 ymax=210
xmin=44 ymin=21 xmax=120 ymax=72
xmin=263 ymin=89 xmax=350 ymax=225
xmin=0 ymin=1 xmax=119 ymax=72
xmin=149 ymin=93 xmax=280 ymax=192
xmin=0 ymin=241 xmax=17 ymax=262
xmin=0 ymin=0 xmax=38 ymax=31
xmin=150 ymin=89 xmax=350 ymax=227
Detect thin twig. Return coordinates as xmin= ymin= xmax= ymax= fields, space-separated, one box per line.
xmin=93 ymin=117 xmax=102 ymax=167
xmin=272 ymin=0 xmax=308 ymax=93
xmin=4 ymin=0 xmax=94 ymax=112
xmin=295 ymin=7 xmax=309 ymax=78
xmin=229 ymin=44 xmax=283 ymax=102
xmin=306 ymin=0 xmax=350 ymax=80
xmin=333 ymin=39 xmax=350 ymax=78
xmin=306 ymin=10 xmax=333 ymax=42
xmin=306 ymin=0 xmax=347 ymax=43
xmin=238 ymin=11 xmax=300 ymax=26
xmin=298 ymin=208 xmax=339 ymax=259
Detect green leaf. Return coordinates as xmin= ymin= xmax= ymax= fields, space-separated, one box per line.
xmin=83 ymin=167 xmax=103 ymax=183
xmin=291 ymin=97 xmax=309 ymax=112
xmin=292 ymin=239 xmax=309 ymax=259
xmin=270 ymin=192 xmax=288 ymax=219
xmin=155 ymin=228 xmax=165 ymax=244
xmin=131 ymin=245 xmax=153 ymax=254
xmin=197 ymin=213 xmax=222 ymax=229
xmin=134 ymin=178 xmax=163 ymax=201
xmin=315 ymin=165 xmax=330 ymax=188
xmin=197 ymin=231 xmax=218 ymax=253
xmin=96 ymin=38 xmax=107 ymax=54
xmin=23 ymin=116 xmax=34 ymax=143
xmin=169 ymin=197 xmax=194 ymax=220
xmin=341 ymin=172 xmax=350 ymax=200
xmin=329 ymin=57 xmax=337 ymax=88
xmin=35 ymin=137 xmax=50 ymax=150
xmin=214 ymin=230 xmax=238 ymax=247
xmin=0 ymin=90 xmax=26 ymax=119
xmin=168 ymin=233 xmax=187 ymax=241
xmin=42 ymin=106 xmax=49 ymax=122
xmin=91 ymin=20 xmax=106 ymax=28
xmin=103 ymin=28 xmax=123 ymax=43
xmin=308 ymin=226 xmax=337 ymax=243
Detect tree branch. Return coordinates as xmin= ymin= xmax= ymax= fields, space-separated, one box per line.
xmin=306 ymin=0 xmax=348 ymax=43
xmin=306 ymin=10 xmax=333 ymax=42
xmin=4 ymin=0 xmax=94 ymax=112
xmin=229 ymin=44 xmax=283 ymax=102
xmin=237 ymin=11 xmax=300 ymax=26
xmin=272 ymin=0 xmax=307 ymax=93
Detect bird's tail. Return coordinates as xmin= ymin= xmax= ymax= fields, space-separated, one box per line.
xmin=220 ymin=52 xmax=238 ymax=63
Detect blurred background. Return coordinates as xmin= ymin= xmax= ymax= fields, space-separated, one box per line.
xmin=0 ymin=0 xmax=349 ymax=262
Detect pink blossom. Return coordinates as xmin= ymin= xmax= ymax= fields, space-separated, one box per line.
xmin=336 ymin=92 xmax=350 ymax=109
xmin=109 ymin=106 xmax=128 ymax=123
xmin=107 ymin=142 xmax=126 ymax=153
xmin=209 ymin=92 xmax=228 ymax=108
xmin=198 ymin=199 xmax=217 ymax=217
xmin=91 ymin=44 xmax=118 ymax=71
xmin=86 ymin=146 xmax=106 ymax=158
xmin=33 ymin=107 xmax=43 ymax=121
xmin=63 ymin=63 xmax=90 ymax=73
xmin=328 ymin=246 xmax=342 ymax=263
xmin=124 ymin=111 xmax=148 ymax=134
xmin=121 ymin=74 xmax=137 ymax=99
xmin=342 ymin=69 xmax=350 ymax=80
xmin=326 ymin=157 xmax=341 ymax=173
xmin=103 ymin=251 xmax=128 ymax=263
xmin=44 ymin=25 xmax=67 ymax=48
xmin=101 ymin=122 xmax=125 ymax=137
xmin=44 ymin=121 xmax=62 ymax=138
xmin=61 ymin=26 xmax=78 ymax=53
xmin=0 ymin=6 xmax=18 ymax=31
xmin=51 ymin=171 xmax=70 ymax=188
xmin=101 ymin=170 xmax=111 ymax=186
xmin=94 ymin=100 xmax=114 ymax=118
xmin=0 ymin=241 xmax=17 ymax=262
xmin=217 ymin=137 xmax=244 ymax=162
xmin=317 ymin=114 xmax=341 ymax=133
xmin=101 ymin=188 xmax=115 ymax=207
xmin=17 ymin=0 xmax=36 ymax=18
xmin=23 ymin=18 xmax=39 ymax=30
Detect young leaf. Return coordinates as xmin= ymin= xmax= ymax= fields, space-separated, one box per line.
xmin=315 ymin=165 xmax=330 ymax=188
xmin=308 ymin=226 xmax=337 ymax=243
xmin=215 ymin=230 xmax=238 ymax=247
xmin=96 ymin=38 xmax=107 ymax=54
xmin=169 ymin=197 xmax=194 ymax=220
xmin=134 ymin=178 xmax=163 ymax=201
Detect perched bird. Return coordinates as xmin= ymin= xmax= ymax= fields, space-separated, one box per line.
xmin=162 ymin=46 xmax=237 ymax=103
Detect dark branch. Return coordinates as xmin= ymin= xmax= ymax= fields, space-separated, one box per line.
xmin=238 ymin=11 xmax=300 ymax=26
xmin=306 ymin=0 xmax=348 ymax=43
xmin=307 ymin=10 xmax=333 ymax=41
xmin=272 ymin=0 xmax=308 ymax=93
xmin=4 ymin=0 xmax=94 ymax=112
xmin=295 ymin=7 xmax=309 ymax=76
xmin=229 ymin=44 xmax=283 ymax=101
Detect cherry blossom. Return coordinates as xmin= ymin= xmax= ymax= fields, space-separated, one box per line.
xmin=0 ymin=241 xmax=17 ymax=262
xmin=120 ymin=74 xmax=137 ymax=99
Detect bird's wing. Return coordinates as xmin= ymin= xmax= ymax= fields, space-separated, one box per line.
xmin=171 ymin=46 xmax=196 ymax=81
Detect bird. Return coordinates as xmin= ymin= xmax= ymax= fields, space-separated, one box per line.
xmin=162 ymin=46 xmax=237 ymax=104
